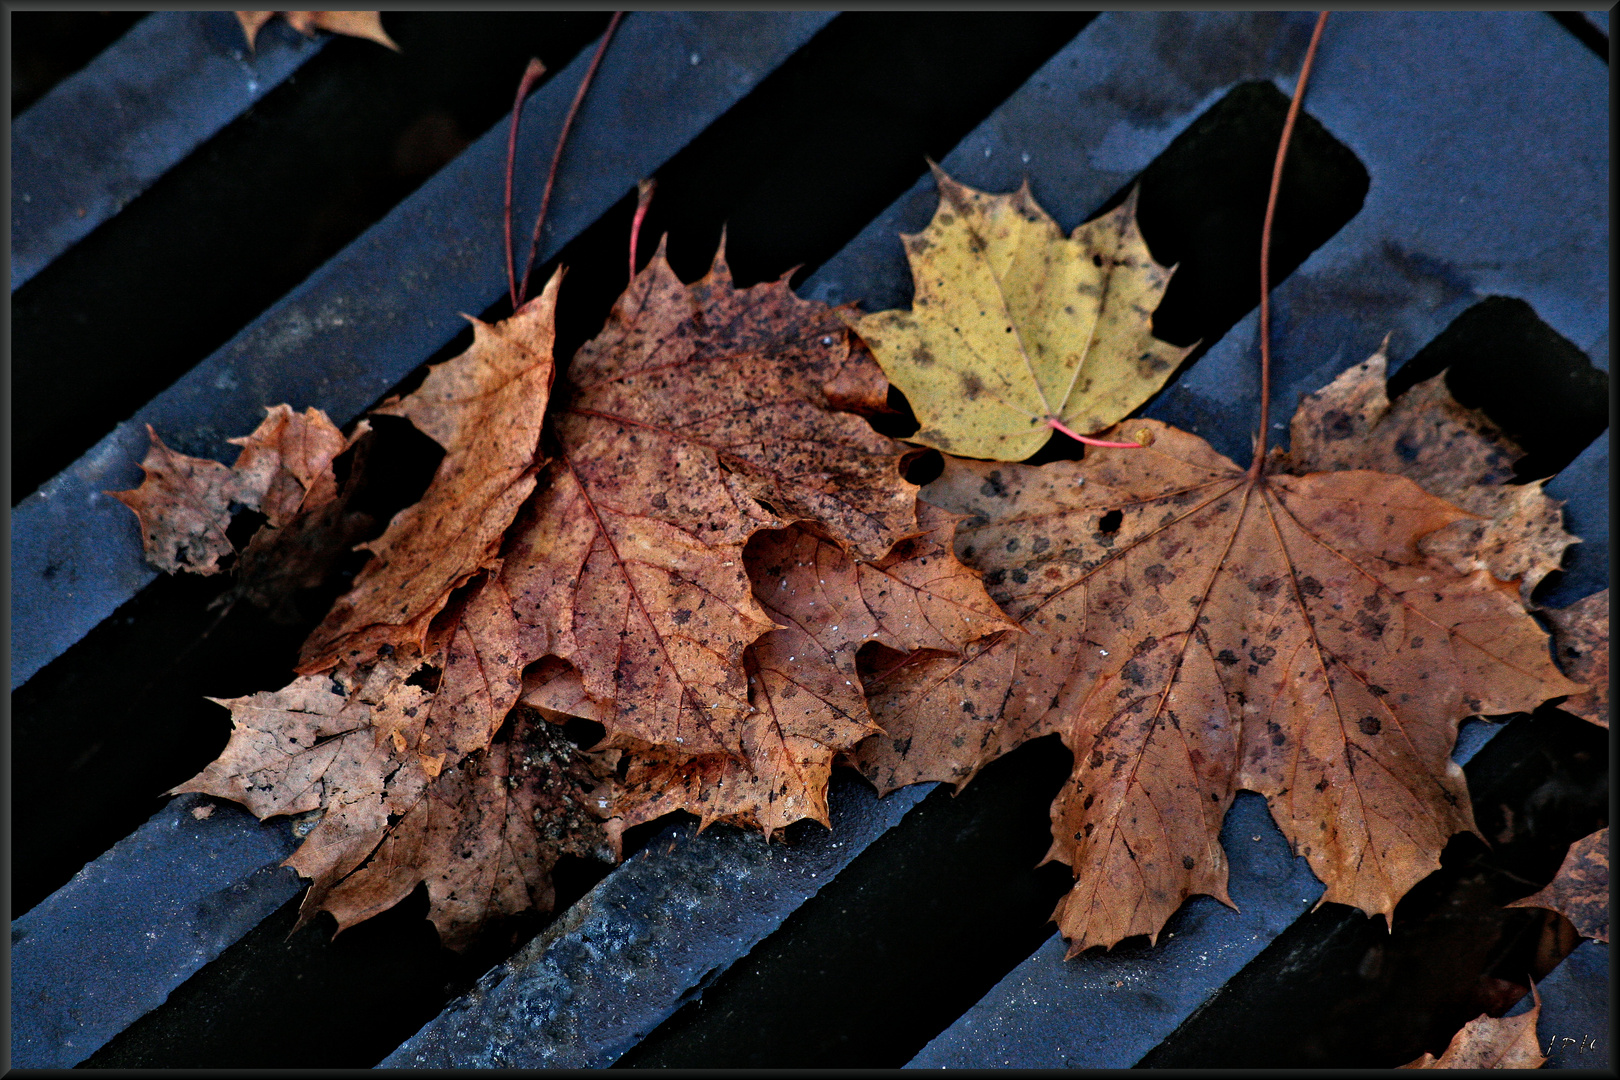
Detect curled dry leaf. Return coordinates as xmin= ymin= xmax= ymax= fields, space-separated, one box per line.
xmin=1401 ymin=990 xmax=1546 ymax=1069
xmin=583 ymin=503 xmax=1014 ymax=836
xmin=1289 ymin=346 xmax=1577 ymax=601
xmin=1507 ymin=827 xmax=1609 ymax=943
xmin=501 ymin=244 xmax=917 ymax=758
xmin=845 ymin=165 xmax=1191 ymax=461
xmin=172 ymin=659 xmax=614 ymax=949
xmin=111 ymin=404 xmax=355 ymax=577
xmin=854 ymin=416 xmax=1580 ymax=955
xmin=300 ymin=271 xmax=562 ymax=672
xmin=1543 ymin=589 xmax=1608 ymax=727
xmin=235 ymin=11 xmax=399 ymax=52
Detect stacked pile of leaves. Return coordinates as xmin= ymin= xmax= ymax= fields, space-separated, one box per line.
xmin=115 ymin=166 xmax=1597 ymax=959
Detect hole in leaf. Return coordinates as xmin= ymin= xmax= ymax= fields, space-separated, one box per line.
xmin=1098 ymin=509 xmax=1123 ymax=534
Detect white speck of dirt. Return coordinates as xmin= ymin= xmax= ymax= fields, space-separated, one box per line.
xmin=1021 ymin=151 xmax=1031 ymax=163
xmin=821 ymin=336 xmax=833 ymax=345
xmin=983 ymin=146 xmax=992 ymax=158
xmin=689 ymin=52 xmax=701 ymax=65
xmin=1099 ymin=648 xmax=1109 ymax=657
xmin=213 ymin=369 xmax=239 ymax=391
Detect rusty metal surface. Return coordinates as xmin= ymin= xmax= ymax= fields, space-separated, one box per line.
xmin=10 ymin=11 xmax=837 ymax=692
xmin=11 ymin=12 xmax=324 ymax=291
xmin=9 ymin=795 xmax=301 ymax=1069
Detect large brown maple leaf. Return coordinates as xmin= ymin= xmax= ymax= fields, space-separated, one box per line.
xmin=500 ymin=244 xmax=918 ymax=759
xmin=854 ymin=417 xmax=1580 ymax=955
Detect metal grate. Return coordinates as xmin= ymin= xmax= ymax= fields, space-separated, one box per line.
xmin=10 ymin=11 xmax=1609 ymax=1070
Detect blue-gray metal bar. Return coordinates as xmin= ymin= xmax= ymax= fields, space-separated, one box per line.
xmin=11 ymin=12 xmax=325 ymax=291
xmin=9 ymin=796 xmax=301 ymax=1069
xmin=909 ymin=794 xmax=1323 ymax=1069
xmin=10 ymin=11 xmax=838 ymax=692
xmin=903 ymin=11 xmax=1609 ymax=1068
xmin=383 ymin=777 xmax=932 ymax=1068
xmin=1538 ymin=940 xmax=1610 ymax=1069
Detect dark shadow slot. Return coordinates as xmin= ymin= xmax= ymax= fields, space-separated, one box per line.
xmin=86 ymin=886 xmax=485 ymax=1069
xmin=12 ymin=12 xmax=613 ymax=504
xmin=614 ymin=738 xmax=1077 ymax=1069
xmin=11 ymin=11 xmax=147 ymax=116
xmin=1104 ymin=79 xmax=1368 ymax=351
xmin=1545 ymin=11 xmax=1609 ymax=64
xmin=1137 ymin=706 xmax=1607 ymax=1069
xmin=1020 ymin=80 xmax=1368 ymax=468
xmin=1385 ymin=296 xmax=1609 ymax=482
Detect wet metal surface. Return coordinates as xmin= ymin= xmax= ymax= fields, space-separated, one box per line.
xmin=11 ymin=12 xmax=324 ymax=291
xmin=908 ymin=793 xmax=1322 ymax=1069
xmin=10 ymin=11 xmax=837 ymax=691
xmin=382 ymin=777 xmax=932 ymax=1068
xmin=9 ymin=795 xmax=300 ymax=1069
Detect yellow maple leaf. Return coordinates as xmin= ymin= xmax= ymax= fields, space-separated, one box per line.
xmin=844 ymin=164 xmax=1191 ymax=462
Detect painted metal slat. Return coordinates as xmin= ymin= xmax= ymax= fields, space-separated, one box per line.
xmin=11 ymin=12 xmax=325 ymax=291
xmin=10 ymin=796 xmax=301 ymax=1069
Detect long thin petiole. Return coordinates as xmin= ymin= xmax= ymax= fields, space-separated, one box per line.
xmin=1048 ymin=416 xmax=1145 ymax=450
xmin=504 ymin=58 xmax=548 ymax=311
xmin=517 ymin=11 xmax=625 ymax=307
xmin=1251 ymin=10 xmax=1329 ymax=478
xmin=630 ymin=178 xmax=657 ymax=282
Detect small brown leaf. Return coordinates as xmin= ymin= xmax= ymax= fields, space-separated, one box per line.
xmin=1543 ymin=590 xmax=1608 ymax=727
xmin=1508 ymin=827 xmax=1608 ymax=943
xmin=236 ymin=11 xmax=399 ymax=51
xmin=1289 ymin=346 xmax=1577 ymax=601
xmin=112 ymin=405 xmax=363 ymax=588
xmin=1401 ymin=991 xmax=1546 ymax=1068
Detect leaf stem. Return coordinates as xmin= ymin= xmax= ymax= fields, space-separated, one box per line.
xmin=504 ymin=58 xmax=548 ymax=311
xmin=1047 ymin=416 xmax=1144 ymax=450
xmin=1251 ymin=10 xmax=1329 ymax=479
xmin=517 ymin=11 xmax=625 ymax=307
xmin=630 ymin=178 xmax=657 ymax=282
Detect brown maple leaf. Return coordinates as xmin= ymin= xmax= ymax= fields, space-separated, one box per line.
xmin=1401 ymin=990 xmax=1546 ymax=1068
xmin=854 ymin=417 xmax=1580 ymax=955
xmin=1289 ymin=346 xmax=1576 ymax=602
xmin=111 ymin=404 xmax=358 ymax=577
xmin=300 ymin=271 xmax=562 ymax=673
xmin=1507 ymin=827 xmax=1608 ymax=943
xmin=501 ymin=244 xmax=918 ymax=759
xmin=172 ymin=652 xmax=614 ymax=948
xmin=562 ymin=502 xmax=1014 ymax=836
xmin=1543 ymin=590 xmax=1607 ymax=727
xmin=236 ymin=11 xmax=399 ymax=52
